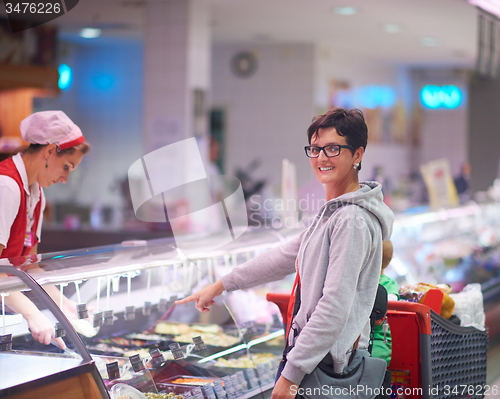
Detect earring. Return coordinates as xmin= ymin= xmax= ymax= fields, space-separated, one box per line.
xmin=45 ymin=160 xmax=48 ymax=168
xmin=353 ymin=163 xmax=359 ymax=170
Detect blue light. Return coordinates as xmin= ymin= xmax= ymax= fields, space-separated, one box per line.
xmin=421 ymin=85 xmax=441 ymax=108
xmin=93 ymin=74 xmax=115 ymax=90
xmin=421 ymin=85 xmax=462 ymax=109
xmin=357 ymin=85 xmax=396 ymax=109
xmin=58 ymin=64 xmax=72 ymax=90
xmin=441 ymin=85 xmax=462 ymax=108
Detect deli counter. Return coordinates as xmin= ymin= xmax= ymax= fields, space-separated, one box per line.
xmin=0 ymin=227 xmax=300 ymax=399
xmin=2 ymin=200 xmax=500 ymax=398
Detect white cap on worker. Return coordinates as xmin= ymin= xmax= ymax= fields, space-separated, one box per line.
xmin=20 ymin=110 xmax=85 ymax=150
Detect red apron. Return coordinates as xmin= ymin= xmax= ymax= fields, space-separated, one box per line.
xmin=0 ymin=157 xmax=42 ymax=259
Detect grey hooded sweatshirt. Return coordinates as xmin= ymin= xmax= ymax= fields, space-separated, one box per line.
xmin=221 ymin=181 xmax=394 ymax=384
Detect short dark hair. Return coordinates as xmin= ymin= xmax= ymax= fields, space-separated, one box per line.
xmin=307 ymin=108 xmax=368 ymax=171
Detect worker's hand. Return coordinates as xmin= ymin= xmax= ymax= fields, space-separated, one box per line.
xmin=175 ymin=280 xmax=225 ymax=312
xmin=25 ymin=311 xmax=66 ymax=349
xmin=271 ymin=376 xmax=299 ymax=399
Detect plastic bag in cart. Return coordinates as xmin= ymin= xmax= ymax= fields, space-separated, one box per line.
xmin=449 ymin=283 xmax=486 ymax=331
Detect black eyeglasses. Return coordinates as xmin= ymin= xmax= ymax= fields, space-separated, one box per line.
xmin=304 ymin=144 xmax=354 ymax=158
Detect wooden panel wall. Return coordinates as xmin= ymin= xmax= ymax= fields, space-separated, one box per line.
xmin=6 ymin=372 xmax=108 ymax=399
xmin=0 ymin=88 xmax=55 ymax=140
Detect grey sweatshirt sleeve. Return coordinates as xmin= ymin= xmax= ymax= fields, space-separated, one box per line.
xmin=281 ymin=211 xmax=379 ymax=384
xmin=221 ymin=232 xmax=303 ymax=292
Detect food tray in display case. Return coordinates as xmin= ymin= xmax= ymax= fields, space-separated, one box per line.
xmin=162 ymin=375 xmax=220 ymax=386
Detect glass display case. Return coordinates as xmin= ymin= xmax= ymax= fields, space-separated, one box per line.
xmin=388 ymin=200 xmax=500 ymax=338
xmin=389 ymin=201 xmax=500 ymax=296
xmin=0 ymin=265 xmax=109 ymax=399
xmin=2 ymin=199 xmax=500 ymax=398
xmin=0 ymin=227 xmax=302 ymax=399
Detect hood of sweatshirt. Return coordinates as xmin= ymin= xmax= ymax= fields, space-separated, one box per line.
xmin=315 ymin=180 xmax=393 ymax=241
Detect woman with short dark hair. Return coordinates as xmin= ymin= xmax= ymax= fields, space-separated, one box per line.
xmin=177 ymin=108 xmax=394 ymax=399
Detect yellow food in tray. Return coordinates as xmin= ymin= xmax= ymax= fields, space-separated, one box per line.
xmin=154 ymin=323 xmax=240 ymax=347
xmin=99 ymin=337 xmax=146 ymax=347
xmin=176 ymin=332 xmax=240 ymax=347
xmin=154 ymin=323 xmax=221 ymax=335
xmin=122 ymin=348 xmax=153 ymax=358
xmin=258 ymin=334 xmax=284 ymax=346
xmin=145 ymin=394 xmax=184 ymax=399
xmin=154 ymin=323 xmax=194 ymax=335
xmin=215 ymin=352 xmax=277 ymax=368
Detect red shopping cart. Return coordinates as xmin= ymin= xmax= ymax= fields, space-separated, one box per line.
xmin=266 ymin=292 xmax=488 ymax=399
xmin=387 ymin=300 xmax=487 ymax=399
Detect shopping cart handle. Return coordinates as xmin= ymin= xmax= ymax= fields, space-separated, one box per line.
xmin=387 ymin=300 xmax=432 ymax=335
xmin=266 ymin=293 xmax=290 ymax=325
xmin=420 ymin=289 xmax=443 ymax=315
xmin=267 ymin=295 xmax=437 ymax=336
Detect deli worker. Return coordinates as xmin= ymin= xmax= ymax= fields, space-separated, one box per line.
xmin=0 ymin=110 xmax=90 ymax=346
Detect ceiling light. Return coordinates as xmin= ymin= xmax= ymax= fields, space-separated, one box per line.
xmin=420 ymin=37 xmax=440 ymax=47
xmin=333 ymin=6 xmax=358 ymax=16
xmin=468 ymin=0 xmax=500 ymax=19
xmin=80 ymin=28 xmax=102 ymax=39
xmin=383 ymin=24 xmax=402 ymax=33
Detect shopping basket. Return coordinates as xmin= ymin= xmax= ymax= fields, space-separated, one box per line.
xmin=387 ymin=300 xmax=488 ymax=399
xmin=266 ymin=293 xmax=488 ymax=399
